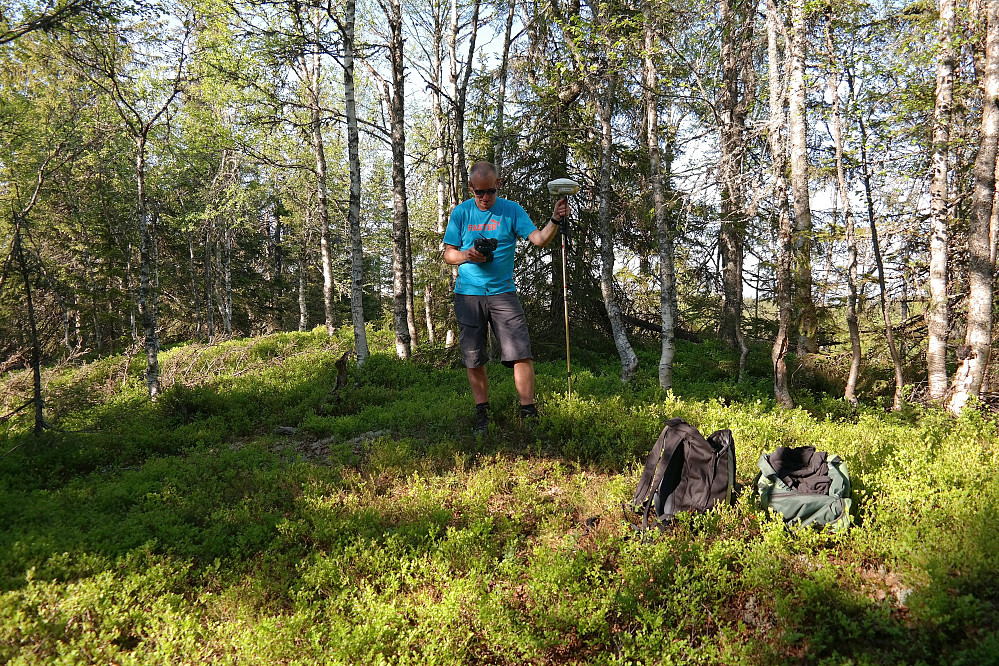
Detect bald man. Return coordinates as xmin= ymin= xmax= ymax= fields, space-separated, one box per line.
xmin=443 ymin=161 xmax=568 ymax=433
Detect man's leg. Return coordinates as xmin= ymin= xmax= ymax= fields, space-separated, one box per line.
xmin=512 ymin=359 xmax=535 ymax=406
xmin=467 ymin=366 xmax=489 ymax=404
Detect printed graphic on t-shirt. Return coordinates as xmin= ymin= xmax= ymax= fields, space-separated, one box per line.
xmin=467 ymin=220 xmax=500 ymax=232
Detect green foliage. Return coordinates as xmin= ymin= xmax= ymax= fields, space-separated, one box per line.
xmin=2 ymin=330 xmax=999 ymax=664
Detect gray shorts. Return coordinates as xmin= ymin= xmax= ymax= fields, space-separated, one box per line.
xmin=454 ymin=292 xmax=533 ymax=368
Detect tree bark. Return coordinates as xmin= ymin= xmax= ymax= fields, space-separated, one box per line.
xmin=222 ymin=223 xmax=232 ymax=334
xmin=767 ymin=0 xmax=794 ymax=408
xmin=13 ymin=219 xmax=44 ymax=435
xmin=405 ymin=224 xmax=418 ymax=345
xmin=136 ymin=136 xmax=160 ymax=400
xmin=425 ymin=283 xmax=436 ymax=345
xmin=494 ymin=0 xmax=516 ymax=179
xmin=789 ymin=0 xmax=817 ymax=356
xmin=949 ymin=0 xmax=999 ymax=413
xmin=344 ymin=0 xmax=370 ymax=364
xmin=430 ymin=0 xmax=449 ymax=345
xmin=717 ymin=0 xmax=752 ymax=377
xmin=927 ymin=0 xmax=956 ymax=400
xmin=449 ymin=0 xmax=480 ymax=201
xmin=384 ymin=0 xmax=412 ymax=360
xmin=644 ymin=5 xmax=676 ymax=389
xmin=595 ymin=74 xmax=638 ymax=382
xmin=856 ymin=90 xmax=905 ymax=410
xmin=204 ymin=222 xmax=215 ymax=337
xmin=188 ymin=231 xmax=203 ymax=338
xmin=299 ymin=224 xmax=310 ymax=332
xmin=272 ymin=205 xmax=284 ymax=329
xmin=825 ymin=14 xmax=861 ymax=406
xmin=305 ymin=27 xmax=337 ymax=337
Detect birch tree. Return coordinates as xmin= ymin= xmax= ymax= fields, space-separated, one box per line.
xmin=296 ymin=6 xmax=338 ymax=336
xmin=927 ymin=0 xmax=957 ymax=400
xmin=69 ymin=7 xmax=192 ymax=400
xmin=341 ymin=0 xmax=370 ymax=364
xmin=949 ymin=0 xmax=998 ymax=413
xmin=644 ymin=1 xmax=676 ymax=389
xmin=824 ymin=14 xmax=861 ymax=406
xmin=595 ymin=70 xmax=638 ymax=382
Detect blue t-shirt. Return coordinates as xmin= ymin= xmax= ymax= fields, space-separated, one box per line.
xmin=443 ymin=198 xmax=538 ymax=295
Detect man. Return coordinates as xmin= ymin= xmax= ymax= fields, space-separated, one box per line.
xmin=443 ymin=161 xmax=568 ymax=433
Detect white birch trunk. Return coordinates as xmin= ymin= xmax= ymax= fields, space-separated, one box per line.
xmin=306 ymin=38 xmax=336 ymax=336
xmin=425 ymin=284 xmax=436 ymax=345
xmin=644 ymin=7 xmax=675 ymax=389
xmin=927 ymin=0 xmax=956 ymax=400
xmin=595 ymin=75 xmax=638 ymax=382
xmin=430 ymin=5 xmax=448 ymax=345
xmin=949 ymin=0 xmax=999 ymax=413
xmin=405 ymin=225 xmax=418 ymax=346
xmin=825 ymin=16 xmax=861 ymax=406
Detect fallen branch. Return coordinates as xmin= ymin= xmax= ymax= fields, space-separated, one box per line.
xmin=1 ymin=400 xmax=33 ymax=423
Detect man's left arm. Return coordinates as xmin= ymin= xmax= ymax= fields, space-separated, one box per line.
xmin=527 ymin=198 xmax=569 ymax=248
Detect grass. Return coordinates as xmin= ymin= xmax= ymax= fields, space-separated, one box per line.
xmin=1 ymin=326 xmax=998 ymax=664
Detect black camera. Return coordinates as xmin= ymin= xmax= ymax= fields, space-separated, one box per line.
xmin=474 ymin=236 xmax=498 ymax=262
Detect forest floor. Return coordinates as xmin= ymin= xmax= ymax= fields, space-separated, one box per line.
xmin=1 ymin=327 xmax=998 ymax=665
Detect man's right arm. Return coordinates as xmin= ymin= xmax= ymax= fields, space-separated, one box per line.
xmin=444 ymin=244 xmax=486 ymax=265
xmin=443 ymin=205 xmax=483 ymax=264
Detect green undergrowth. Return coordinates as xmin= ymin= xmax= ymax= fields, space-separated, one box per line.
xmin=1 ymin=329 xmax=998 ymax=664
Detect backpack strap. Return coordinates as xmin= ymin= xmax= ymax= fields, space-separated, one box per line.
xmin=633 ymin=418 xmax=689 ymax=531
xmin=707 ymin=428 xmax=736 ymax=505
xmin=632 ymin=417 xmax=687 ymax=508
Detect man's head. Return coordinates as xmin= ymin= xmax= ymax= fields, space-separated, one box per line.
xmin=469 ymin=161 xmax=500 ymax=211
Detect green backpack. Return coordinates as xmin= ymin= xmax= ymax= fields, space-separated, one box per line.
xmin=755 ymin=446 xmax=852 ymax=531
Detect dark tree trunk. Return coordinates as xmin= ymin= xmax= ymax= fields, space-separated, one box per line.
xmin=13 ymin=219 xmax=44 ymax=435
xmin=767 ymin=0 xmax=794 ymax=408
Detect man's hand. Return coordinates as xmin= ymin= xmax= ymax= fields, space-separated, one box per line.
xmin=444 ymin=243 xmax=486 ymax=264
xmin=551 ymin=197 xmax=569 ymax=222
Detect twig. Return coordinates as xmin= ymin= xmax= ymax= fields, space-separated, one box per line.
xmin=0 ymin=443 xmax=22 ymax=461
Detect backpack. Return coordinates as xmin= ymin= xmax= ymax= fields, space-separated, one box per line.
xmin=630 ymin=418 xmax=737 ymax=531
xmin=754 ymin=446 xmax=852 ymax=531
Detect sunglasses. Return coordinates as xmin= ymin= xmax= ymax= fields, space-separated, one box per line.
xmin=472 ymin=188 xmax=498 ymax=196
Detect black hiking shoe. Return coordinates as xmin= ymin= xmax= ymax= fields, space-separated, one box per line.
xmin=473 ymin=403 xmax=490 ymax=434
xmin=519 ymin=403 xmax=539 ymax=425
